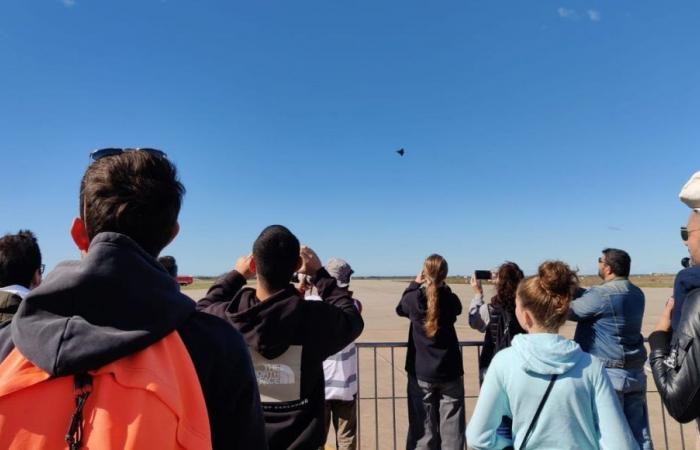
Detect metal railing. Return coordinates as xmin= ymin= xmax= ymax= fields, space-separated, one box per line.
xmin=354 ymin=341 xmax=692 ymax=450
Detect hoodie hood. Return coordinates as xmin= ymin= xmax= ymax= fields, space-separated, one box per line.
xmin=511 ymin=333 xmax=583 ymax=375
xmin=226 ymin=285 xmax=304 ymax=360
xmin=11 ymin=232 xmax=195 ymax=376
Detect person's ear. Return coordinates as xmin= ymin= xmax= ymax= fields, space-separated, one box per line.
xmin=250 ymin=258 xmax=256 ymax=274
xmin=165 ymin=222 xmax=180 ymax=247
xmin=524 ymin=309 xmax=535 ymax=331
xmin=30 ymin=269 xmax=41 ymax=289
xmin=296 ymin=256 xmax=303 ymax=271
xmin=70 ymin=217 xmax=90 ymax=254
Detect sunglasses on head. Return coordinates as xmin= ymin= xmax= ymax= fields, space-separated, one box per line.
xmin=90 ymin=148 xmax=167 ymax=161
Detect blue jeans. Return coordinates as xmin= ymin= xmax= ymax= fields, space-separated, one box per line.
xmin=406 ymin=375 xmax=465 ymax=450
xmin=609 ymin=368 xmax=653 ymax=450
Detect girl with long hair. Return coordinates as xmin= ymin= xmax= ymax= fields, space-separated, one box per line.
xmin=466 ymin=261 xmax=637 ymax=450
xmin=396 ymin=254 xmax=465 ymax=450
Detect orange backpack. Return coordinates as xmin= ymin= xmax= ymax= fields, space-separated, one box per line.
xmin=0 ymin=331 xmax=211 ymax=450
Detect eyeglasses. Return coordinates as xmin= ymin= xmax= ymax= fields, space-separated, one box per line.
xmin=681 ymin=226 xmax=700 ymax=241
xmin=40 ymin=264 xmax=45 ymax=274
xmin=90 ymin=148 xmax=167 ymax=161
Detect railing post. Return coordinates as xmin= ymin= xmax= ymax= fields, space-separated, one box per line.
xmin=660 ymin=396 xmax=670 ymax=450
xmin=391 ymin=346 xmax=397 ymax=450
xmin=374 ymin=347 xmax=379 ymax=450
xmin=357 ymin=345 xmax=361 ymax=450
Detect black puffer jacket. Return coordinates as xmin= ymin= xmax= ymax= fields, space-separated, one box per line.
xmin=649 ymin=287 xmax=700 ymax=422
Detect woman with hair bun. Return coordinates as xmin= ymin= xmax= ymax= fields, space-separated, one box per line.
xmin=396 ymin=254 xmax=465 ymax=450
xmin=466 ymin=261 xmax=638 ymax=450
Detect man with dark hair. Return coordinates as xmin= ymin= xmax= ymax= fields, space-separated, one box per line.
xmin=569 ymin=248 xmax=652 ymax=449
xmin=198 ymin=225 xmax=364 ymax=450
xmin=600 ymin=248 xmax=632 ymax=278
xmin=0 ymin=149 xmax=266 ymax=449
xmin=0 ymin=230 xmax=43 ymax=322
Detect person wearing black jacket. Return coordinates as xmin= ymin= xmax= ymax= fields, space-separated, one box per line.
xmin=197 ymin=225 xmax=364 ymax=450
xmin=396 ymin=254 xmax=465 ymax=450
xmin=650 ymin=208 xmax=700 ymax=425
xmin=0 ymin=150 xmax=267 ymax=450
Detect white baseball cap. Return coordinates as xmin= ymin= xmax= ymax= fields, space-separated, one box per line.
xmin=680 ymin=171 xmax=700 ymax=211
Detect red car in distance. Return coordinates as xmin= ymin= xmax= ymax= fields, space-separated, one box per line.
xmin=176 ymin=275 xmax=194 ymax=286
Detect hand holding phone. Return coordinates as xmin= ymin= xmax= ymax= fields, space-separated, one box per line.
xmin=470 ymin=273 xmax=483 ymax=295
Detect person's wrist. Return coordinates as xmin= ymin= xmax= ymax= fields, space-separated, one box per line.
xmin=310 ymin=267 xmax=329 ymax=283
xmin=654 ymin=322 xmax=671 ymax=333
xmin=230 ymin=269 xmax=248 ymax=282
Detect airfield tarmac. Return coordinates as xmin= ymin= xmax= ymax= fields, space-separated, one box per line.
xmin=186 ymin=280 xmax=693 ymax=450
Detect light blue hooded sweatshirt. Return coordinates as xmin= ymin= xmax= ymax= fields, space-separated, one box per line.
xmin=466 ymin=333 xmax=638 ymax=450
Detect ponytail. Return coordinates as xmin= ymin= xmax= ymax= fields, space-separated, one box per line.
xmin=421 ymin=254 xmax=449 ymax=338
xmin=424 ymin=282 xmax=440 ymax=338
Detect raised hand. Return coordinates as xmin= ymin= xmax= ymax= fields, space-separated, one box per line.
xmin=234 ymin=254 xmax=255 ymax=279
xmin=299 ymin=246 xmax=322 ymax=276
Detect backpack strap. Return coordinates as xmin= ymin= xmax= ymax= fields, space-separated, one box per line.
xmin=520 ymin=374 xmax=558 ymax=450
xmin=65 ymin=373 xmax=93 ymax=450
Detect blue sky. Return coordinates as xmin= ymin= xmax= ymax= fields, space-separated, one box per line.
xmin=0 ymin=1 xmax=698 ymax=276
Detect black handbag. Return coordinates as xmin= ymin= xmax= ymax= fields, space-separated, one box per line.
xmin=502 ymin=373 xmax=558 ymax=450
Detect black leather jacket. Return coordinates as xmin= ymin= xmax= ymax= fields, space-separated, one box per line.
xmin=649 ymin=287 xmax=700 ymax=423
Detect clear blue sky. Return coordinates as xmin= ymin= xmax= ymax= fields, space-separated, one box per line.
xmin=1 ymin=1 xmax=698 ymax=276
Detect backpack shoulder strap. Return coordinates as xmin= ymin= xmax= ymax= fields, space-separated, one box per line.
xmin=520 ymin=374 xmax=558 ymax=450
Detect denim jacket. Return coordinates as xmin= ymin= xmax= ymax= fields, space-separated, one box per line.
xmin=569 ymin=278 xmax=647 ymax=371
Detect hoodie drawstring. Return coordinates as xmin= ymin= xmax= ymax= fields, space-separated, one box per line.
xmin=65 ymin=373 xmax=93 ymax=450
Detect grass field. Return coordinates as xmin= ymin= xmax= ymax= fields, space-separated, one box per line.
xmin=182 ymin=279 xmax=218 ymax=291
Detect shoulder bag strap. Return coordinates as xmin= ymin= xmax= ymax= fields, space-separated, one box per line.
xmin=519 ymin=373 xmax=558 ymax=450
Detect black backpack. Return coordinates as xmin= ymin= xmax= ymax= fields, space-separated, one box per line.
xmin=479 ymin=303 xmax=525 ymax=378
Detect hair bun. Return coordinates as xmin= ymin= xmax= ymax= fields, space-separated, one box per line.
xmin=537 ymin=260 xmax=578 ymax=298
